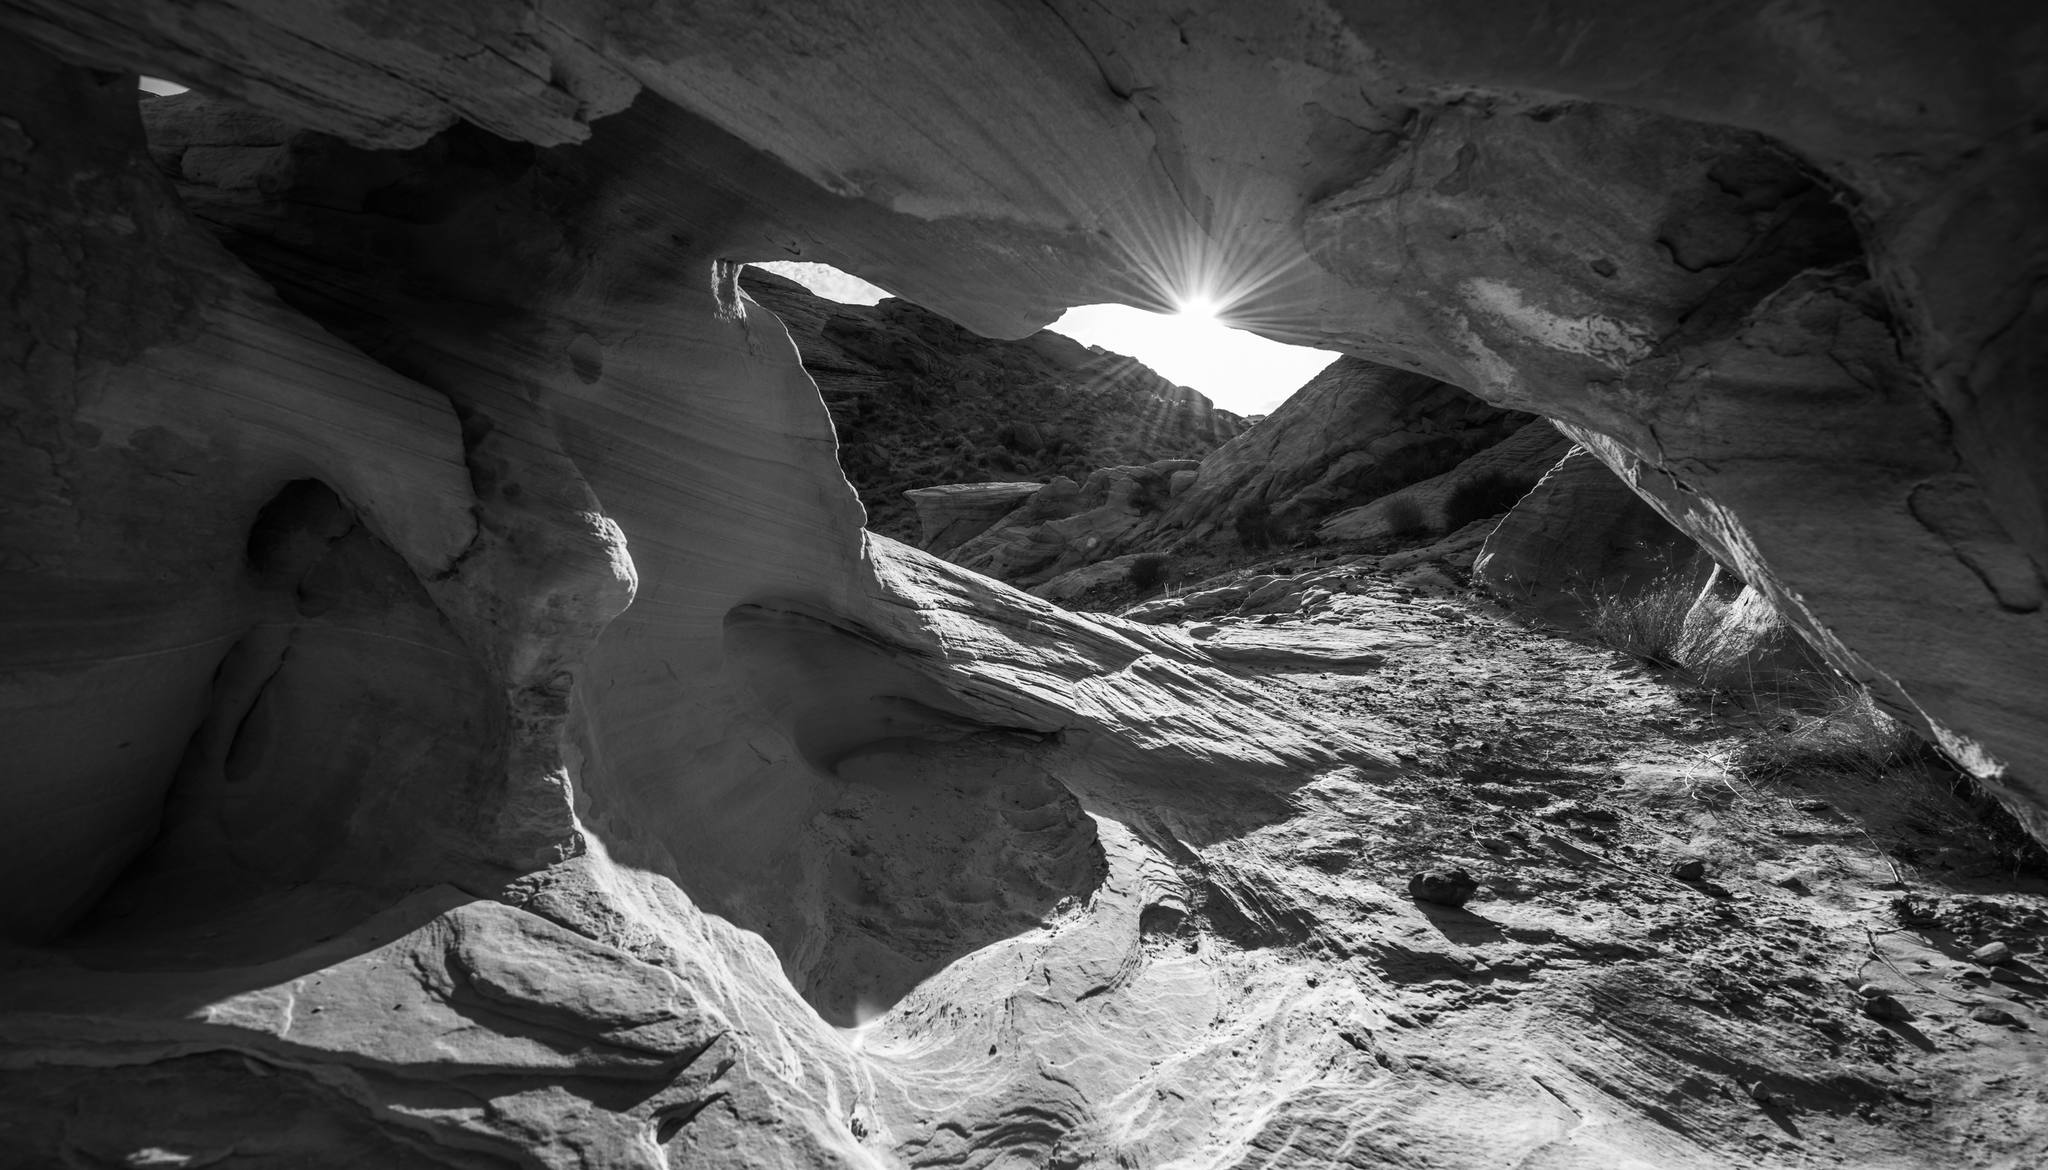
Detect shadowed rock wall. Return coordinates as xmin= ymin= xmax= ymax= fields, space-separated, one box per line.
xmin=2 ymin=1 xmax=2045 ymax=1163
xmin=12 ymin=0 xmax=2028 ymax=825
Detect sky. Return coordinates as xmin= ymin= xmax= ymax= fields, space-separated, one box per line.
xmin=752 ymin=261 xmax=1336 ymax=416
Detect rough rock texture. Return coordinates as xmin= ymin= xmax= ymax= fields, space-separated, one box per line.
xmin=947 ymin=461 xmax=1194 ymax=588
xmin=4 ymin=2 xmax=2048 ymax=1165
xmin=928 ymin=360 xmax=1529 ymax=596
xmin=1475 ymin=445 xmax=1716 ymax=610
xmin=0 ymin=56 xmax=1385 ymax=1164
xmin=741 ymin=269 xmax=1243 ymax=540
xmin=1154 ymin=358 xmax=1533 ymax=549
xmin=902 ymin=482 xmax=1044 ymax=552
xmin=10 ymin=0 xmax=2035 ymax=818
xmin=1319 ymin=420 xmax=1574 ymax=543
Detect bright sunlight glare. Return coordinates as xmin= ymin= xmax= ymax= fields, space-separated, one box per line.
xmin=750 ymin=262 xmax=1334 ymax=417
xmin=1047 ymin=303 xmax=1336 ymax=416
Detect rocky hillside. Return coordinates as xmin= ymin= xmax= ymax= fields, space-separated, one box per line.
xmin=741 ymin=269 xmax=1244 ymax=540
xmin=909 ymin=356 xmax=1561 ymax=601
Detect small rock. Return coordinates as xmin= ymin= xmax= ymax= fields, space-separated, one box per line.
xmin=1774 ymin=875 xmax=1811 ymax=894
xmin=1892 ymin=894 xmax=1944 ymax=926
xmin=1747 ymin=1080 xmax=1773 ymax=1104
xmin=1857 ymin=988 xmax=1910 ymax=1021
xmin=1409 ymin=868 xmax=1479 ymax=908
xmin=1971 ymin=941 xmax=2013 ymax=966
xmin=1970 ymin=1004 xmax=2021 ymax=1027
xmin=1668 ymin=857 xmax=1707 ymax=881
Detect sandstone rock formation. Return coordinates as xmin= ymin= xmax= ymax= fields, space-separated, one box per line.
xmin=1474 ymin=445 xmax=1715 ymax=612
xmin=12 ymin=1 xmax=2038 ymax=820
xmin=1153 ymin=358 xmax=1532 ymax=550
xmin=4 ymin=2 xmax=2047 ymax=1165
xmin=921 ymin=359 xmax=1532 ymax=598
xmin=947 ymin=461 xmax=1194 ymax=588
xmin=741 ymin=269 xmax=1243 ymax=540
xmin=1319 ymin=420 xmax=1573 ymax=544
xmin=902 ymin=481 xmax=1044 ymax=551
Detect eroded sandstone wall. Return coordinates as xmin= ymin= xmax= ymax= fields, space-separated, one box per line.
xmin=3 ymin=2 xmax=2046 ymax=1164
xmin=1 ymin=36 xmax=1399 ymax=1161
xmin=12 ymin=0 xmax=2028 ymax=826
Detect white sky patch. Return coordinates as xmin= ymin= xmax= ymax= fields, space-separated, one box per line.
xmin=751 ymin=261 xmax=890 ymax=305
xmin=1459 ymin=277 xmax=1652 ymax=369
xmin=1047 ymin=304 xmax=1338 ymax=416
xmin=748 ymin=261 xmax=1338 ymax=415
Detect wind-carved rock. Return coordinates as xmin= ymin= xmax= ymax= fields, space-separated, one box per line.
xmin=3 ymin=2 xmax=2046 ymax=1165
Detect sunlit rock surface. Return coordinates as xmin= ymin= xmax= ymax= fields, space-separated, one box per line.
xmin=933 ymin=359 xmax=1529 ymax=591
xmin=1157 ymin=358 xmax=1531 ymax=548
xmin=903 ymin=482 xmax=1046 ymax=552
xmin=3 ymin=2 xmax=2046 ymax=1165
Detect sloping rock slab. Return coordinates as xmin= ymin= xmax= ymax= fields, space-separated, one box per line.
xmin=1192 ymin=626 xmax=1427 ymax=667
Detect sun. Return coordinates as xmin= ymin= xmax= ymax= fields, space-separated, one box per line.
xmin=1175 ymin=295 xmax=1220 ymax=323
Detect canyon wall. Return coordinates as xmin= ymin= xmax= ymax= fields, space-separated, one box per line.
xmin=740 ymin=269 xmax=1243 ymax=541
xmin=10 ymin=0 xmax=2029 ymax=826
xmin=1 ymin=1 xmax=2044 ymax=1164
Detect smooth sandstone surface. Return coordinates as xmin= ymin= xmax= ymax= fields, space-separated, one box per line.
xmin=2 ymin=3 xmax=2045 ymax=1165
xmin=8 ymin=0 xmax=2037 ymax=806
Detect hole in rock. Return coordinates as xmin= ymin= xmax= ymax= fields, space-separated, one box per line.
xmin=1046 ymin=302 xmax=1340 ymax=416
xmin=721 ymin=603 xmax=1107 ymax=1026
xmin=745 ymin=259 xmax=1339 ymax=417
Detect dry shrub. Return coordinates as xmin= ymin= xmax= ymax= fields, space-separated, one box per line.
xmin=1582 ymin=573 xmax=1702 ymax=670
xmin=1235 ymin=500 xmax=1276 ymax=550
xmin=1585 ymin=571 xmax=2047 ymax=876
xmin=1127 ymin=553 xmax=1173 ymax=593
xmin=1380 ymin=495 xmax=1430 ymax=538
xmin=1732 ymin=680 xmax=1921 ymax=779
xmin=1733 ymin=679 xmax=2047 ymax=876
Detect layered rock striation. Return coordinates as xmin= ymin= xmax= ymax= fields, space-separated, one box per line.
xmin=3 ymin=2 xmax=2046 ymax=1165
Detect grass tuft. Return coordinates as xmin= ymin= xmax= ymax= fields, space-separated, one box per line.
xmin=1579 ymin=570 xmax=2048 ymax=878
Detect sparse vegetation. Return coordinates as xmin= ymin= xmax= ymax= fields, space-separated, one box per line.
xmin=1582 ymin=571 xmax=1708 ymax=672
xmin=1234 ymin=500 xmax=1277 ymax=550
xmin=1380 ymin=495 xmax=1430 ymax=539
xmin=1580 ymin=570 xmax=2048 ymax=877
xmin=1127 ymin=553 xmax=1173 ymax=593
xmin=1442 ymin=470 xmax=1536 ymax=530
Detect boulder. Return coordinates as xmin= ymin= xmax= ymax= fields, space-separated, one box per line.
xmin=1475 ymin=446 xmax=1715 ymax=610
xmin=904 ymin=481 xmax=1045 ymax=553
xmin=952 ymin=465 xmax=1177 ymax=586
